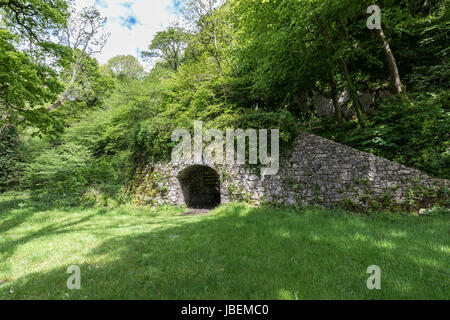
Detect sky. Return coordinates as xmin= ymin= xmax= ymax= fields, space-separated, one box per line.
xmin=74 ymin=0 xmax=183 ymax=65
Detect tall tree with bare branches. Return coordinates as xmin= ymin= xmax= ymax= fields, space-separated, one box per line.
xmin=49 ymin=6 xmax=109 ymax=111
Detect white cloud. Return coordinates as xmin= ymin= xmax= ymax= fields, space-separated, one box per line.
xmin=74 ymin=0 xmax=181 ymax=65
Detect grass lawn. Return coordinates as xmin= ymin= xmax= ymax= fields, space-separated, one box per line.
xmin=0 ymin=192 xmax=448 ymax=300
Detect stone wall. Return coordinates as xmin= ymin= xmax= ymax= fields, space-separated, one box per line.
xmin=133 ymin=131 xmax=447 ymax=208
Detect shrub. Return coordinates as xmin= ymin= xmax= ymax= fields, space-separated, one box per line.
xmin=315 ymin=92 xmax=450 ymax=179
xmin=23 ymin=142 xmax=131 ymax=206
xmin=0 ymin=125 xmax=22 ymax=191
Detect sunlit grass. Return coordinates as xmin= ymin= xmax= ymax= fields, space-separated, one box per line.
xmin=0 ymin=192 xmax=448 ymax=300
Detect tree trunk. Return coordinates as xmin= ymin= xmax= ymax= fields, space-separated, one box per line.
xmin=329 ymin=71 xmax=343 ymax=125
xmin=212 ymin=28 xmax=223 ymax=77
xmin=320 ymin=23 xmax=363 ymax=127
xmin=340 ymin=58 xmax=365 ymax=128
xmin=376 ymin=26 xmax=404 ymax=94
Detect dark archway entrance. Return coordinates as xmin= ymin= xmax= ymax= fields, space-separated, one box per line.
xmin=177 ymin=165 xmax=221 ymax=209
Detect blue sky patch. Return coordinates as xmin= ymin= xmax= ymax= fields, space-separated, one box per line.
xmin=167 ymin=0 xmax=183 ymax=15
xmin=95 ymin=0 xmax=108 ymax=8
xmin=82 ymin=0 xmax=181 ymax=64
xmin=120 ymin=2 xmax=133 ymax=9
xmin=120 ymin=15 xmax=139 ymax=29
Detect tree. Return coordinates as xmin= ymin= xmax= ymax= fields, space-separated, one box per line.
xmin=55 ymin=56 xmax=115 ymax=122
xmin=0 ymin=124 xmax=21 ymax=191
xmin=374 ymin=26 xmax=403 ymax=94
xmin=183 ymin=0 xmax=229 ymax=77
xmin=106 ymin=55 xmax=145 ymax=80
xmin=142 ymin=26 xmax=188 ymax=71
xmin=365 ymin=1 xmax=404 ymax=94
xmin=0 ymin=0 xmax=70 ymax=134
xmin=0 ymin=0 xmax=69 ymax=42
xmin=49 ymin=6 xmax=109 ymax=111
xmin=231 ymin=0 xmax=387 ymax=126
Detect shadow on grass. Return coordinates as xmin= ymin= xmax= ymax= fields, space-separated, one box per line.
xmin=0 ymin=192 xmax=75 ymax=235
xmin=1 ymin=204 xmax=449 ymax=300
xmin=0 ymin=193 xmax=105 ymax=273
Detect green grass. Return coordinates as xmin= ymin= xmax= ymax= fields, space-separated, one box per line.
xmin=0 ymin=192 xmax=448 ymax=300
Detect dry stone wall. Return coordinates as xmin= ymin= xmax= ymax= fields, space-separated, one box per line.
xmin=133 ymin=131 xmax=447 ymax=208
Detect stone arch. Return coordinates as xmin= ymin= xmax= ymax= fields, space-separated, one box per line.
xmin=177 ymin=165 xmax=221 ymax=209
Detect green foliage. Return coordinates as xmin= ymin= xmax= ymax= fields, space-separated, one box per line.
xmin=24 ymin=142 xmax=93 ymax=192
xmin=106 ymin=55 xmax=145 ymax=80
xmin=1 ymin=0 xmax=69 ymax=40
xmin=142 ymin=26 xmax=188 ymax=71
xmin=55 ymin=57 xmax=115 ymax=122
xmin=0 ymin=1 xmax=71 ymax=133
xmin=17 ymin=74 xmax=156 ymax=205
xmin=0 ymin=125 xmax=21 ymax=191
xmin=231 ymin=0 xmax=380 ymax=108
xmin=0 ymin=29 xmax=67 ymax=135
xmin=338 ymin=184 xmax=449 ymax=214
xmin=22 ymin=141 xmax=131 ymax=206
xmin=315 ymin=92 xmax=450 ymax=179
xmin=407 ymin=57 xmax=450 ymax=92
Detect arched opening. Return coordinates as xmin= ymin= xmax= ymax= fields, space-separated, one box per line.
xmin=177 ymin=165 xmax=221 ymax=209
